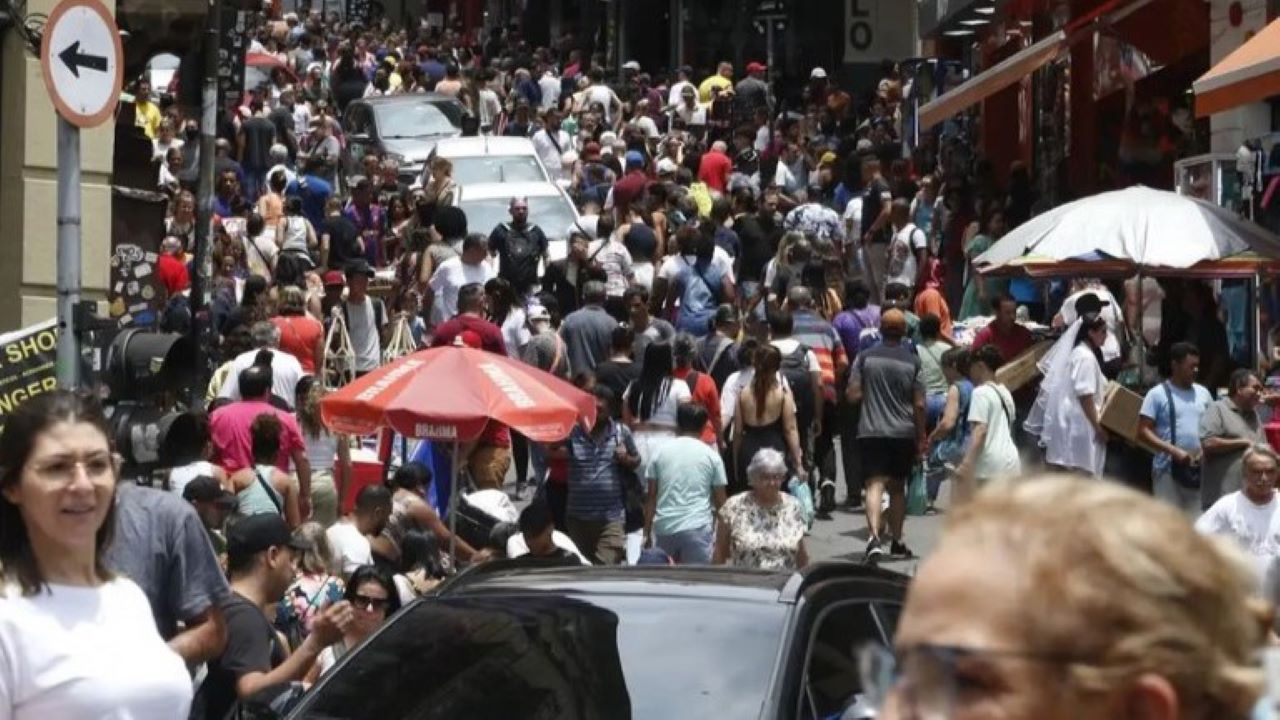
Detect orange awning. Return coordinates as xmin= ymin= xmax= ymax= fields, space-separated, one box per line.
xmin=1194 ymin=18 xmax=1280 ymax=117
xmin=918 ymin=30 xmax=1067 ymax=131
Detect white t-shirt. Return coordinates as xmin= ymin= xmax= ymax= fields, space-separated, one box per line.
xmin=657 ymin=248 xmax=736 ymax=285
xmin=532 ymin=128 xmax=571 ymax=179
xmin=668 ymin=81 xmax=695 ymax=108
xmin=326 ymin=521 xmax=373 ymax=575
xmin=1196 ymin=491 xmax=1280 ymax=578
xmin=506 ymin=530 xmax=591 ymax=565
xmin=169 ymin=460 xmax=217 ymax=497
xmin=585 ymin=84 xmax=618 ymax=122
xmin=538 ymin=74 xmax=562 ymax=111
xmin=968 ymin=383 xmax=1021 ymax=479
xmin=478 ymin=88 xmax=502 ymax=129
xmin=500 ymin=308 xmax=531 ymax=358
xmin=345 ymin=297 xmax=383 ymax=373
xmin=887 ymin=223 xmax=926 ymax=289
xmin=0 ymin=579 xmax=193 ymax=719
xmin=218 ymin=347 xmax=306 ymax=408
xmin=428 ymin=257 xmax=496 ymax=325
xmin=245 ymin=232 xmax=279 ymax=278
xmin=625 ymin=379 xmax=692 ymax=430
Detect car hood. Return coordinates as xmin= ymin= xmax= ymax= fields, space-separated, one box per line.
xmin=381 ymin=133 xmax=459 ymax=163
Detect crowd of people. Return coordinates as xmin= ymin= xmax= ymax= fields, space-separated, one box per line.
xmin=6 ymin=5 xmax=1280 ymax=717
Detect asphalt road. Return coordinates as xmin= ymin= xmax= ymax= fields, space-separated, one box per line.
xmin=804 ymin=482 xmax=947 ymax=578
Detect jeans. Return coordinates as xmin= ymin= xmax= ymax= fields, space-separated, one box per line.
xmin=655 ymin=524 xmax=714 ymax=564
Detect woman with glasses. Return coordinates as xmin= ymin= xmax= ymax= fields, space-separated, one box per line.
xmin=712 ymin=448 xmax=808 ymax=570
xmin=309 ymin=565 xmax=402 ymax=679
xmin=863 ymin=475 xmax=1267 ymax=720
xmin=0 ymin=391 xmax=193 ymax=716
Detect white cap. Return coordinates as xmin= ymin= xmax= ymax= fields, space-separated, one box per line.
xmin=810 ymin=67 xmax=828 ymax=79
xmin=622 ymin=60 xmax=641 ymax=71
xmin=657 ymin=158 xmax=679 ymax=175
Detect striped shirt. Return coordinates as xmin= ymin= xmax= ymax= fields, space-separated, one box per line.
xmin=566 ymin=421 xmax=638 ymax=522
xmin=791 ymin=310 xmax=848 ymax=404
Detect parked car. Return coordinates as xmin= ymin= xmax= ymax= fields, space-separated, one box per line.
xmin=283 ymin=562 xmax=907 ymax=719
xmin=341 ymin=94 xmax=466 ymax=188
xmin=419 ymin=135 xmax=552 ymax=188
xmin=454 ymin=181 xmax=581 ymax=262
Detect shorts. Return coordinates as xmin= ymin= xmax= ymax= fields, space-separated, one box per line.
xmin=858 ymin=437 xmax=916 ymax=482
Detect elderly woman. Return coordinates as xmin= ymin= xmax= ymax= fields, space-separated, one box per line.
xmin=713 ymin=448 xmax=809 ymax=570
xmin=864 ymin=475 xmax=1268 ymax=720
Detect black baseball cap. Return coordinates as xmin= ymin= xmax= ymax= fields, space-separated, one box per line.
xmin=226 ymin=514 xmax=311 ymax=561
xmin=182 ymin=476 xmax=236 ymax=506
xmin=344 ymin=258 xmax=376 ymax=278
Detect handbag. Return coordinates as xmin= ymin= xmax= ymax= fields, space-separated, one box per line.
xmin=1163 ymin=382 xmax=1202 ymax=489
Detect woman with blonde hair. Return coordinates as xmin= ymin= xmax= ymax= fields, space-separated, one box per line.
xmin=422 ymin=156 xmax=457 ymax=209
xmin=274 ymin=521 xmax=343 ymax=649
xmin=863 ymin=474 xmax=1268 ymax=720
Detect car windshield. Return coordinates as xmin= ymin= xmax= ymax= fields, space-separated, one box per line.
xmin=458 ymin=195 xmax=577 ymax=238
xmin=449 ymin=156 xmax=548 ymax=184
xmin=294 ymin=593 xmax=787 ymax=719
xmin=376 ymin=102 xmax=461 ymax=138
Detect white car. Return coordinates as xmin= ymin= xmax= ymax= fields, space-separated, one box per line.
xmin=455 ymin=181 xmax=581 ymax=263
xmin=421 ymin=136 xmax=553 ymax=188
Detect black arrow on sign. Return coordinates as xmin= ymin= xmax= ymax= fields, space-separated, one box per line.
xmin=58 ymin=41 xmax=108 ymax=78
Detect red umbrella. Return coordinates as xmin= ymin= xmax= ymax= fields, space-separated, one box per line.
xmin=320 ymin=345 xmax=596 ymax=442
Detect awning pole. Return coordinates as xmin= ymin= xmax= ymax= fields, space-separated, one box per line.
xmin=449 ymin=441 xmax=459 ymax=564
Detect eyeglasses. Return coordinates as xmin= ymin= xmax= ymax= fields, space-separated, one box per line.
xmin=27 ymin=453 xmax=117 ymax=484
xmin=858 ymin=642 xmax=1086 ymax=718
xmin=352 ymin=594 xmax=389 ymax=613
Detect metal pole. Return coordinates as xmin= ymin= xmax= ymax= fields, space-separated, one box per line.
xmin=765 ymin=22 xmax=774 ymax=89
xmin=448 ymin=441 xmax=459 ymax=563
xmin=55 ymin=117 xmax=81 ymax=388
xmin=189 ymin=0 xmax=221 ymax=406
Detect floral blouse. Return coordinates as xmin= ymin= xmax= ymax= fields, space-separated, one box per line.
xmin=275 ymin=572 xmax=344 ymax=642
xmin=718 ymin=492 xmax=806 ymax=571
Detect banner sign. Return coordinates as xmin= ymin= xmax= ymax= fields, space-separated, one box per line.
xmin=846 ymin=0 xmax=918 ymax=64
xmin=0 ymin=320 xmax=58 ymax=429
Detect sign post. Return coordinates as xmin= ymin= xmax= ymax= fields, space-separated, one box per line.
xmin=753 ymin=0 xmax=788 ymax=87
xmin=39 ymin=0 xmax=123 ymax=388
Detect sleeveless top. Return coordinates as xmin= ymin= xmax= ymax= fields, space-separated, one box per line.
xmin=281 ymin=216 xmax=310 ymax=254
xmin=236 ymin=464 xmax=285 ymax=517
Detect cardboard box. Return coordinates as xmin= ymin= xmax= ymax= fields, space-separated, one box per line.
xmin=1100 ymin=382 xmax=1159 ymax=453
xmin=994 ymin=340 xmax=1053 ymax=392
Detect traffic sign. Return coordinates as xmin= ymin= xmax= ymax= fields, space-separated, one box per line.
xmin=39 ymin=0 xmax=123 ymax=128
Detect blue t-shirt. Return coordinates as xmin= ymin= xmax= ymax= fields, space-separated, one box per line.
xmin=566 ymin=422 xmax=638 ymax=523
xmin=286 ymin=175 xmax=333 ymax=229
xmin=1139 ymin=381 xmax=1212 ymax=476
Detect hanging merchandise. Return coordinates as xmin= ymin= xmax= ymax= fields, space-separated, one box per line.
xmin=322 ymin=306 xmax=356 ymax=392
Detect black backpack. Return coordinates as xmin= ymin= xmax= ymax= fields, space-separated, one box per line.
xmin=779 ymin=343 xmax=816 ymax=430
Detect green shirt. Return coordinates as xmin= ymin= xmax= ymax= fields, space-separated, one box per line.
xmin=644 ymin=436 xmax=727 ymax=536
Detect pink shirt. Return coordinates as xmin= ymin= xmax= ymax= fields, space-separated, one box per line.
xmin=210 ymin=399 xmax=306 ymax=474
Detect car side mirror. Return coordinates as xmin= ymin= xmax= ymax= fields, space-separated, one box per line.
xmin=234 ymin=681 xmax=306 ymax=719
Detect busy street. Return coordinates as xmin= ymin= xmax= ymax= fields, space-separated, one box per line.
xmin=4 ymin=0 xmax=1280 ymax=717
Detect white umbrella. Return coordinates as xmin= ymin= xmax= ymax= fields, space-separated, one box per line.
xmin=975 ymin=185 xmax=1280 ymax=271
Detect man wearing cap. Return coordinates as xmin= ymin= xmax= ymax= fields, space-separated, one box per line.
xmin=488 ymin=197 xmax=550 ymax=300
xmin=609 ymin=151 xmax=650 ymax=219
xmin=847 ymin=308 xmax=926 ymax=562
xmin=341 ymin=259 xmax=388 ymax=375
xmin=734 ymin=62 xmax=772 ymax=124
xmin=182 ymin=476 xmax=237 ymax=553
xmin=199 ymin=515 xmax=352 ymax=720
xmin=286 ymin=155 xmax=335 ymax=229
xmin=808 ymin=67 xmax=831 ymax=106
xmin=532 ymin=108 xmax=572 ymax=181
xmin=668 ymin=65 xmax=696 ymax=109
xmin=105 ymin=483 xmax=231 ymax=667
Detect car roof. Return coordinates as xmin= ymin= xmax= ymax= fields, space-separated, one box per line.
xmin=358 ymin=93 xmax=460 ymax=107
xmin=456 ymin=181 xmax=565 ymax=201
xmin=432 ymin=135 xmax=538 ymax=158
xmin=437 ymin=561 xmax=909 ymax=605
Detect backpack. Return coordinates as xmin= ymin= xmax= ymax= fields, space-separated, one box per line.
xmin=779 ymin=343 xmax=816 ymax=430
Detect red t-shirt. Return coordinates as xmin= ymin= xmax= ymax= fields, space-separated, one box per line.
xmin=273 ymin=315 xmax=324 ymax=374
xmin=156 ymin=254 xmax=190 ymax=296
xmin=611 ymin=170 xmax=649 ymax=217
xmin=971 ymin=321 xmax=1036 ymax=366
xmin=673 ymin=366 xmax=721 ymax=445
xmin=697 ymin=150 xmax=732 ymax=192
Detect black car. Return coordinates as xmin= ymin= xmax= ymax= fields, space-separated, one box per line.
xmin=285 ymin=562 xmax=908 ymax=720
xmin=340 ymin=94 xmax=467 ymax=188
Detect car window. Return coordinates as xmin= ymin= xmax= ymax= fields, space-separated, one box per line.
xmin=799 ymin=601 xmax=884 ymax=720
xmin=450 ymin=156 xmax=548 ymax=184
xmin=295 ymin=593 xmax=788 ymax=719
xmin=375 ymin=102 xmax=459 ymax=138
xmin=458 ymin=195 xmax=577 ymax=239
xmin=346 ymin=106 xmax=369 ymax=136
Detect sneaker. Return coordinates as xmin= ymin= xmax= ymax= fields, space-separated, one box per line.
xmin=844 ymin=494 xmax=865 ymax=512
xmin=818 ymin=479 xmax=837 ymax=513
xmin=512 ymin=481 xmax=526 ymax=501
xmin=864 ymin=537 xmax=886 ymax=563
xmin=889 ymin=540 xmax=914 ymax=559
xmin=924 ymin=503 xmax=939 ymax=516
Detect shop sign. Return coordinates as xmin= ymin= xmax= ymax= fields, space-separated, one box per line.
xmin=0 ymin=320 xmax=58 ymax=430
xmin=846 ymin=0 xmax=918 ymax=63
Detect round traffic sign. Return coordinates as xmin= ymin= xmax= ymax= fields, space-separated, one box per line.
xmin=39 ymin=0 xmax=124 ymax=128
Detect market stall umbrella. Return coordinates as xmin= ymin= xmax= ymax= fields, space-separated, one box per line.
xmin=975 ymin=186 xmax=1280 ymax=272
xmin=320 ymin=345 xmax=597 ymax=557
xmin=1194 ymin=17 xmax=1280 ymax=117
